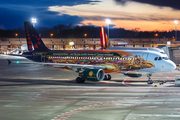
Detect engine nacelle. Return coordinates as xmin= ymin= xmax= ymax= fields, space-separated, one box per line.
xmin=83 ymin=69 xmax=105 ymax=81
xmin=124 ymin=73 xmax=142 ymax=77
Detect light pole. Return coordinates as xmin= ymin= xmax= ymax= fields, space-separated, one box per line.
xmin=15 ymin=33 xmax=18 ymax=38
xmin=32 ymin=18 xmax=37 ymax=27
xmin=50 ymin=33 xmax=53 ymax=37
xmin=84 ymin=33 xmax=87 ymax=38
xmin=106 ymin=19 xmax=111 ymax=37
xmin=174 ymin=20 xmax=178 ymax=41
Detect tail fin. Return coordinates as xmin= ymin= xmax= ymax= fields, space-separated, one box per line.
xmin=24 ymin=22 xmax=49 ymax=51
xmin=24 ymin=22 xmax=33 ymax=51
xmin=100 ymin=27 xmax=112 ymax=49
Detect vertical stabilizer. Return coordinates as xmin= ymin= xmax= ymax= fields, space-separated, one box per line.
xmin=24 ymin=22 xmax=49 ymax=51
xmin=24 ymin=22 xmax=33 ymax=51
xmin=100 ymin=27 xmax=112 ymax=49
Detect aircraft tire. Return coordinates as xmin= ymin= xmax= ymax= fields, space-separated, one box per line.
xmin=104 ymin=75 xmax=108 ymax=80
xmin=147 ymin=80 xmax=153 ymax=84
xmin=107 ymin=74 xmax=111 ymax=80
xmin=76 ymin=77 xmax=85 ymax=83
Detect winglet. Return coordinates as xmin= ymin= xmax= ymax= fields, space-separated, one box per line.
xmin=7 ymin=59 xmax=12 ymax=65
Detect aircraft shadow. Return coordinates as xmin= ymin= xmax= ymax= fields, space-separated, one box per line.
xmin=0 ymin=78 xmax=126 ymax=87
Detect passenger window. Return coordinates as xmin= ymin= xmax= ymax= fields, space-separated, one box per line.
xmin=154 ymin=57 xmax=158 ymax=60
xmin=158 ymin=57 xmax=162 ymax=60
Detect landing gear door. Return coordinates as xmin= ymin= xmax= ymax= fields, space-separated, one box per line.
xmin=141 ymin=53 xmax=148 ymax=67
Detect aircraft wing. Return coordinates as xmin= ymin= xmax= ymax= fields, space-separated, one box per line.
xmin=7 ymin=54 xmax=23 ymax=57
xmin=8 ymin=59 xmax=107 ymax=71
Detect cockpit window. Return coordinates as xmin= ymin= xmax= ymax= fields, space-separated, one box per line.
xmin=155 ymin=57 xmax=168 ymax=61
xmin=158 ymin=57 xmax=162 ymax=60
xmin=162 ymin=57 xmax=168 ymax=60
xmin=154 ymin=57 xmax=158 ymax=60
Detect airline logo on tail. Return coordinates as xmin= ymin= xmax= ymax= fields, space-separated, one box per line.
xmin=24 ymin=23 xmax=33 ymax=51
xmin=100 ymin=27 xmax=111 ymax=49
xmin=24 ymin=22 xmax=49 ymax=52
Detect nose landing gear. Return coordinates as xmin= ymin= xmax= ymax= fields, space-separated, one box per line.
xmin=147 ymin=74 xmax=153 ymax=84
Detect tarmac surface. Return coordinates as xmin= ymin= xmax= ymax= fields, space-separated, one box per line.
xmin=0 ymin=54 xmax=180 ymax=120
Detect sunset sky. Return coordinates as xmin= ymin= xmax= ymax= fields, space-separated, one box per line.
xmin=0 ymin=0 xmax=180 ymax=31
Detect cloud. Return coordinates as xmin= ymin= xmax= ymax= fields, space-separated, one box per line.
xmin=48 ymin=1 xmax=180 ymax=22
xmin=0 ymin=0 xmax=180 ymax=31
xmin=115 ymin=0 xmax=180 ymax=10
xmin=82 ymin=15 xmax=177 ymax=21
xmin=39 ymin=14 xmax=83 ymax=28
xmin=0 ymin=7 xmax=32 ymax=29
xmin=0 ymin=0 xmax=100 ymax=7
xmin=48 ymin=0 xmax=180 ymax=31
xmin=0 ymin=0 xmax=90 ymax=29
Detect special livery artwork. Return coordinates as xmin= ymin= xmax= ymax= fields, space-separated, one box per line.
xmin=37 ymin=50 xmax=155 ymax=73
xmin=18 ymin=22 xmax=176 ymax=84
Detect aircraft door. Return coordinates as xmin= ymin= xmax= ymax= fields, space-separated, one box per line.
xmin=141 ymin=53 xmax=148 ymax=68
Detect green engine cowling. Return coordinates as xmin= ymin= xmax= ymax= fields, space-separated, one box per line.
xmin=83 ymin=69 xmax=105 ymax=81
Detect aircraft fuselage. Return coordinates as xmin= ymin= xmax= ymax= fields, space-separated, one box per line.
xmin=23 ymin=49 xmax=176 ymax=74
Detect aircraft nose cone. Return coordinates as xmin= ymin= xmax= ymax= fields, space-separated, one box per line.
xmin=168 ymin=61 xmax=176 ymax=71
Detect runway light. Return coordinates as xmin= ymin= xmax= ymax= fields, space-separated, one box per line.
xmin=154 ymin=85 xmax=158 ymax=87
xmin=16 ymin=61 xmax=19 ymax=64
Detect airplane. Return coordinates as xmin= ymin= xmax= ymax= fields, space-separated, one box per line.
xmin=100 ymin=27 xmax=166 ymax=55
xmin=8 ymin=22 xmax=176 ymax=84
xmin=100 ymin=27 xmax=170 ymax=78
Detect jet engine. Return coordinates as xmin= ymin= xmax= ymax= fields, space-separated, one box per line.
xmin=124 ymin=73 xmax=142 ymax=77
xmin=83 ymin=69 xmax=105 ymax=81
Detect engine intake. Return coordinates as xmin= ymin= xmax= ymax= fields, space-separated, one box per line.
xmin=83 ymin=69 xmax=105 ymax=81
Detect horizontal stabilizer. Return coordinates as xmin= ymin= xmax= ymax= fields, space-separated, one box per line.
xmin=7 ymin=59 xmax=12 ymax=65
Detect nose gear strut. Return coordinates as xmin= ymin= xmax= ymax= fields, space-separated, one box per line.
xmin=147 ymin=74 xmax=153 ymax=84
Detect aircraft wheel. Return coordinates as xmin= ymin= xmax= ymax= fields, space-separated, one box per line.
xmin=76 ymin=77 xmax=85 ymax=83
xmin=147 ymin=80 xmax=153 ymax=84
xmin=107 ymin=74 xmax=111 ymax=80
xmin=104 ymin=74 xmax=111 ymax=80
xmin=104 ymin=75 xmax=108 ymax=80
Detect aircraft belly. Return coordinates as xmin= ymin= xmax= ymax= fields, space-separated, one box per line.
xmin=138 ymin=68 xmax=157 ymax=73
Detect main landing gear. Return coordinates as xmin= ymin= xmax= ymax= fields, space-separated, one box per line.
xmin=75 ymin=74 xmax=112 ymax=83
xmin=76 ymin=72 xmax=85 ymax=83
xmin=76 ymin=77 xmax=85 ymax=83
xmin=147 ymin=74 xmax=153 ymax=84
xmin=104 ymin=74 xmax=111 ymax=80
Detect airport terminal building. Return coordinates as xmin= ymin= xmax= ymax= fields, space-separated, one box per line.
xmin=0 ymin=37 xmax=180 ymax=64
